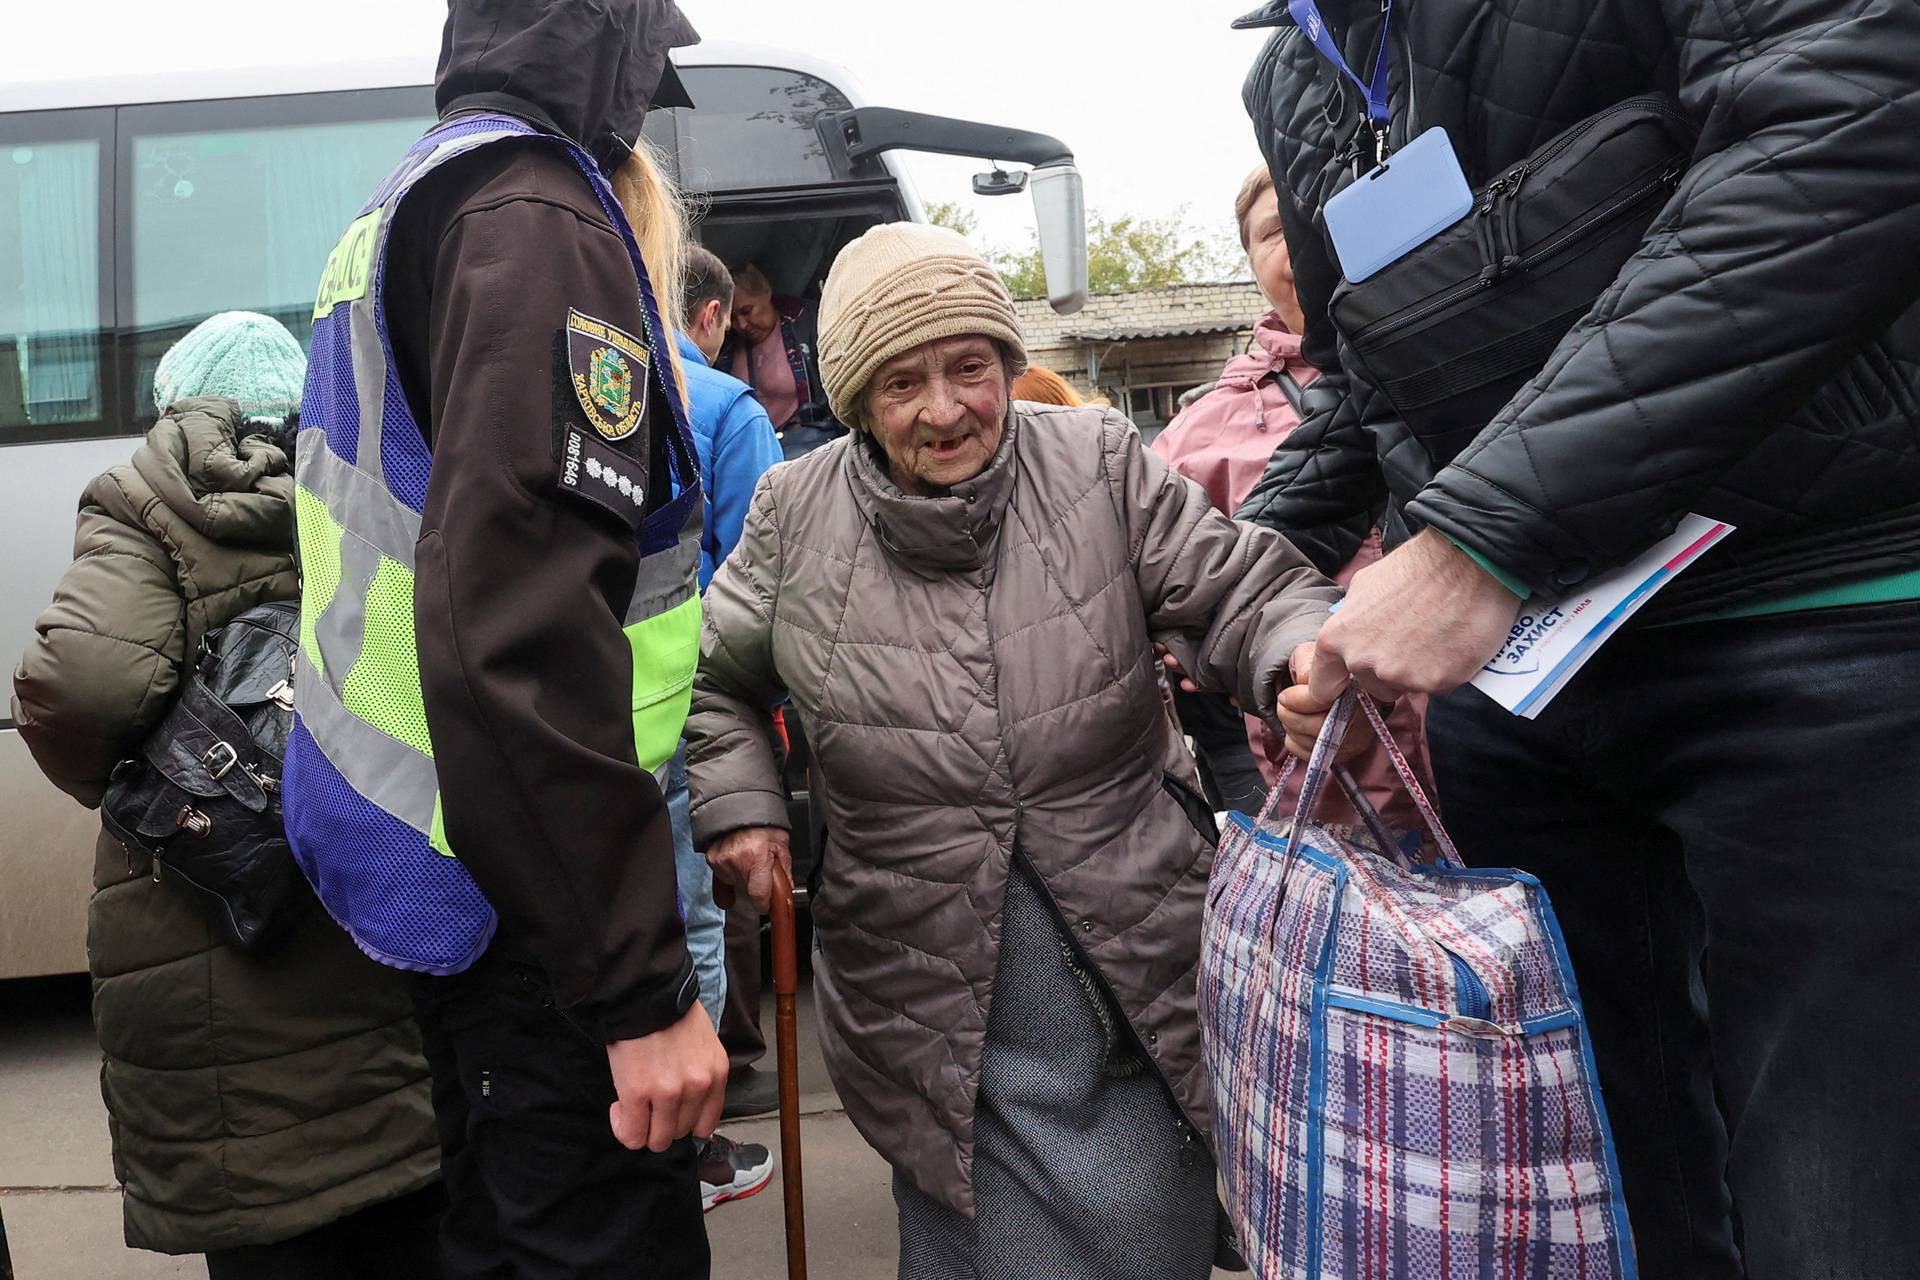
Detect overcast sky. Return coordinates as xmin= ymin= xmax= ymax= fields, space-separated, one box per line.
xmin=4 ymin=0 xmax=1274 ymax=264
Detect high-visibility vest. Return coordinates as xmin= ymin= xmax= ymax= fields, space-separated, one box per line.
xmin=284 ymin=114 xmax=703 ymax=975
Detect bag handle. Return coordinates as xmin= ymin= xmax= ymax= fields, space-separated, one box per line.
xmin=1273 ymin=368 xmax=1305 ymax=417
xmin=1215 ymin=689 xmax=1355 ymax=870
xmin=1245 ymin=688 xmax=1462 ymax=868
xmin=1331 ymin=763 xmax=1409 ymax=868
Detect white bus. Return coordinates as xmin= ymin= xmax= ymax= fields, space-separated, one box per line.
xmin=0 ymin=42 xmax=1089 ymax=978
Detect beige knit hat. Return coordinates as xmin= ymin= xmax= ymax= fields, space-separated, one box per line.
xmin=817 ymin=223 xmax=1028 ymax=427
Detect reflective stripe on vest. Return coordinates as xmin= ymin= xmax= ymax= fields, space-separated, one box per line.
xmin=285 ymin=113 xmax=703 ymax=976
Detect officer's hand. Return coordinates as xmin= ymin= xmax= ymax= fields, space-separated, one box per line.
xmin=707 ymin=825 xmax=791 ymax=914
xmin=606 ymin=1002 xmax=729 ymax=1152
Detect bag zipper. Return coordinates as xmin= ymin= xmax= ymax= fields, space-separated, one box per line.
xmin=1519 ymin=159 xmax=1683 ymax=268
xmin=1445 ymin=950 xmax=1492 ymax=1020
xmin=1351 ymin=94 xmax=1690 ymax=338
xmin=1474 ymin=161 xmax=1533 ymax=283
xmin=1355 ymin=158 xmax=1684 ymax=344
xmin=1522 ymin=94 xmax=1692 ymax=174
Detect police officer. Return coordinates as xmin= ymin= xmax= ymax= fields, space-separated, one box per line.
xmin=284 ymin=0 xmax=726 ymax=1273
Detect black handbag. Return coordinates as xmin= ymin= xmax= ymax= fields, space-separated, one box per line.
xmin=1329 ymin=96 xmax=1699 ymax=463
xmin=101 ymin=601 xmax=309 ymax=952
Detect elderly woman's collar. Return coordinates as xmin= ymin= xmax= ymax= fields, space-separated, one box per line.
xmin=848 ymin=412 xmax=1019 ymax=575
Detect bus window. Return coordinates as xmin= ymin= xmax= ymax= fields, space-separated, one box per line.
xmin=662 ymin=66 xmax=858 ymax=193
xmin=119 ymin=93 xmax=431 ymax=422
xmin=0 ymin=113 xmax=110 ymax=436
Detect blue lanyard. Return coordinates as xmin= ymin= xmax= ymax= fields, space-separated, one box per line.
xmin=1288 ymin=0 xmax=1394 ymax=129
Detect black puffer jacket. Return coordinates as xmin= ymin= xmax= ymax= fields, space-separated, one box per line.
xmin=1234 ymin=0 xmax=1920 ymax=617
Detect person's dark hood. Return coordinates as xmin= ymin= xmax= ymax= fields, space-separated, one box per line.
xmin=1230 ymin=0 xmax=1355 ymax=30
xmin=436 ymin=0 xmax=699 ymax=174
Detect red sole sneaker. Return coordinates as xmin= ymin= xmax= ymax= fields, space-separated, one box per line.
xmin=701 ymin=1161 xmax=775 ymax=1212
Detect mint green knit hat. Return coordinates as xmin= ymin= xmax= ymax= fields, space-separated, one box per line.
xmin=153 ymin=311 xmax=307 ymax=425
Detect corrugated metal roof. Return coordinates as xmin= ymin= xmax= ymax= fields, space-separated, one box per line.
xmin=1013 ymin=281 xmax=1267 ymax=350
xmin=1060 ymin=320 xmax=1250 ymax=341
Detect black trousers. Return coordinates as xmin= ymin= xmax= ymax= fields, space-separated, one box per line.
xmin=1426 ymin=601 xmax=1920 ymax=1280
xmin=202 ymin=1186 xmax=444 ymax=1279
xmin=411 ymin=953 xmax=709 ymax=1280
xmin=720 ymin=896 xmax=766 ymax=1074
xmin=1171 ymin=688 xmax=1266 ymax=813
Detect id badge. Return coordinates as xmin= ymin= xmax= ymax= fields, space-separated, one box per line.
xmin=1324 ymin=127 xmax=1475 ymax=283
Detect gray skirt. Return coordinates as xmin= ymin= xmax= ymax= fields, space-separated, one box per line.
xmin=893 ymin=864 xmax=1217 ymax=1280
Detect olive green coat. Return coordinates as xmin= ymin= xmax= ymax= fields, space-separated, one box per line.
xmin=12 ymin=398 xmax=439 ymax=1254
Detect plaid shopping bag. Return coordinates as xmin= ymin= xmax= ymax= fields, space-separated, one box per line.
xmin=1200 ymin=690 xmax=1635 ymax=1280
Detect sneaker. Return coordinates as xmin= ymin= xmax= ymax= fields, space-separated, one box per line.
xmin=698 ymin=1131 xmax=775 ymax=1212
xmin=720 ymin=1065 xmax=780 ymax=1120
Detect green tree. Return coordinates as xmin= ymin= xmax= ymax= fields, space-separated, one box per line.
xmin=995 ymin=209 xmax=1242 ymax=299
xmin=925 ymin=199 xmax=980 ymax=238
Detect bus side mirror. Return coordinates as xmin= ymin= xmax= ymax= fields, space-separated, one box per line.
xmin=1029 ymin=164 xmax=1088 ymax=316
xmin=817 ymin=107 xmax=1090 ymax=315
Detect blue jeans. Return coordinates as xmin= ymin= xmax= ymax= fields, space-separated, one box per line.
xmin=667 ymin=742 xmax=727 ymax=1028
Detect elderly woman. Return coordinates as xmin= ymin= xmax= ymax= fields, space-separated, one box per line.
xmin=687 ymin=224 xmax=1341 ymax=1280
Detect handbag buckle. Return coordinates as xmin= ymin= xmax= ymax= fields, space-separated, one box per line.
xmin=267 ymin=679 xmax=295 ymax=712
xmin=203 ymin=741 xmax=240 ymax=780
xmin=174 ymin=805 xmax=212 ymax=838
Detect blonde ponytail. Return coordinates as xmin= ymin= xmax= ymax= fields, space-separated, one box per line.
xmin=612 ymin=137 xmax=691 ymax=408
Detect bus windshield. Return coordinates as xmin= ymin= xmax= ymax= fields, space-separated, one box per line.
xmin=644 ymin=65 xmax=861 ymax=193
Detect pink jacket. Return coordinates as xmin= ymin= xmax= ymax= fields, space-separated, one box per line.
xmin=1153 ymin=311 xmax=1436 ymax=834
xmin=1153 ymin=312 xmax=1320 ymax=516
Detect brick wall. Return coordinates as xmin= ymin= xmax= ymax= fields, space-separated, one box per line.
xmin=1012 ymin=281 xmax=1271 ymax=427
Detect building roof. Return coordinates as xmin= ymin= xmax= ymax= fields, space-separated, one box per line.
xmin=1013 ymin=281 xmax=1268 ymax=349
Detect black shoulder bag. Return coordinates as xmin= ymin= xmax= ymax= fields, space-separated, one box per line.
xmin=1328 ymin=96 xmax=1698 ymax=461
xmin=101 ymin=601 xmax=309 ymax=952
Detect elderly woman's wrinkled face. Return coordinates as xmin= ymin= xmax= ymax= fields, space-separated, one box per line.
xmin=863 ymin=335 xmax=1010 ymax=495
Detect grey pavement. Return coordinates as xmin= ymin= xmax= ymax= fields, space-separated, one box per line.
xmin=0 ymin=973 xmax=1235 ymax=1280
xmin=0 ymin=971 xmax=893 ymax=1280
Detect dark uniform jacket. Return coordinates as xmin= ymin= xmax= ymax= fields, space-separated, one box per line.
xmin=384 ymin=0 xmax=702 ymax=1043
xmin=1234 ymin=0 xmax=1920 ymax=618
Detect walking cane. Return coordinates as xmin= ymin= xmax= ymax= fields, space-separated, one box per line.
xmin=769 ymin=861 xmax=808 ymax=1280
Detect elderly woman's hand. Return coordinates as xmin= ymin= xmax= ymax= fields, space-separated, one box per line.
xmin=707 ymin=826 xmax=792 ymax=914
xmin=1276 ymin=642 xmax=1372 ymax=763
xmin=1153 ymin=641 xmax=1239 ymax=707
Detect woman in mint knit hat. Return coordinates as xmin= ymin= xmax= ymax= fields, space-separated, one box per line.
xmin=13 ymin=313 xmax=444 ymax=1277
xmin=149 ymin=310 xmax=311 ymax=427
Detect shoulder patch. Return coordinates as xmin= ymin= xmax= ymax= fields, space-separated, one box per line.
xmin=555 ymin=423 xmax=648 ymax=529
xmin=566 ymin=309 xmax=651 ymax=442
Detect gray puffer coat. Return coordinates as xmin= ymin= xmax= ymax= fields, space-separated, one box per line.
xmin=687 ymin=406 xmax=1339 ymax=1213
